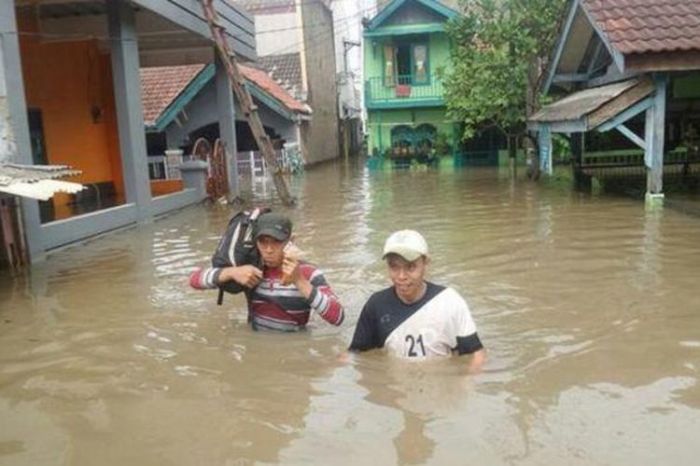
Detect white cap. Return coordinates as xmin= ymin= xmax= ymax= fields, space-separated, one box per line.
xmin=382 ymin=230 xmax=429 ymax=261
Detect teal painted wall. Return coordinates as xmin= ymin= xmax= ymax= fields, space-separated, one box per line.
xmin=363 ymin=2 xmax=458 ymax=156
xmin=367 ymin=107 xmax=456 ymax=155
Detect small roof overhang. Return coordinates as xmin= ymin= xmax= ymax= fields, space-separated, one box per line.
xmin=0 ymin=164 xmax=83 ymax=200
xmin=528 ymin=78 xmax=654 ymax=133
xmin=364 ymin=23 xmax=447 ymax=38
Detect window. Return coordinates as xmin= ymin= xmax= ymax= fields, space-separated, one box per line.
xmin=413 ymin=45 xmax=428 ymax=84
xmin=383 ymin=42 xmax=429 ymax=86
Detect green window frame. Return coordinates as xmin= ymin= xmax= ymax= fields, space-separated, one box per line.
xmin=381 ymin=39 xmax=430 ymax=87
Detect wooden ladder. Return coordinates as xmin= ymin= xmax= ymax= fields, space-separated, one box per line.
xmin=200 ymin=0 xmax=295 ymax=206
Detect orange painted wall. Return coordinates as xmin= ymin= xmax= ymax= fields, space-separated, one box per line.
xmin=17 ymin=12 xmax=124 ymax=209
xmin=150 ymin=180 xmax=184 ymax=197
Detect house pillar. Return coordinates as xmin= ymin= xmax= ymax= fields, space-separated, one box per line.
xmin=645 ymin=75 xmax=667 ymax=206
xmin=107 ymin=0 xmax=152 ymax=221
xmin=0 ymin=4 xmax=45 ymax=262
xmin=538 ymin=124 xmax=553 ymax=175
xmin=571 ymin=132 xmax=591 ymax=190
xmin=214 ymin=53 xmax=239 ymax=199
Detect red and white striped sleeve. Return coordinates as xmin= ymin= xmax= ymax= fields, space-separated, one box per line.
xmin=303 ymin=264 xmax=345 ymax=326
xmin=189 ymin=267 xmax=223 ymax=290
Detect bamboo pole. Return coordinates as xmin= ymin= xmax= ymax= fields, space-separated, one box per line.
xmin=201 ymin=0 xmax=295 ymax=206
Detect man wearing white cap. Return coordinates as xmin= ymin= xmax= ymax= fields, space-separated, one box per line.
xmin=349 ymin=230 xmax=485 ymax=371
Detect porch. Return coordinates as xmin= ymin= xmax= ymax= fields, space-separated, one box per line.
xmin=1 ymin=0 xmax=255 ymax=261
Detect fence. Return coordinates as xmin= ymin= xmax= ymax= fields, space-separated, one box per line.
xmin=148 ymin=144 xmax=304 ymax=181
xmin=236 ymin=144 xmax=303 ymax=177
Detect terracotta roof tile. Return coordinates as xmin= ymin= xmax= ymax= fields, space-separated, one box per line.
xmin=258 ymin=53 xmax=303 ymax=98
xmin=583 ymin=0 xmax=700 ymax=55
xmin=239 ymin=64 xmax=310 ymax=114
xmin=140 ymin=62 xmax=309 ymax=127
xmin=140 ymin=64 xmax=205 ymax=127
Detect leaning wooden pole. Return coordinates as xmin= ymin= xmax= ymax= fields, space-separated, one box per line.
xmin=201 ymin=0 xmax=295 ymax=206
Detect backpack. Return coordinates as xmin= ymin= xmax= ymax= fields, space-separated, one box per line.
xmin=212 ymin=207 xmax=270 ymax=305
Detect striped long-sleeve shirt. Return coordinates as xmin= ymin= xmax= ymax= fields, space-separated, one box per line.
xmin=190 ymin=262 xmax=344 ymax=331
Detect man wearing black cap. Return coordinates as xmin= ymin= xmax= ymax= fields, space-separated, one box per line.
xmin=190 ymin=212 xmax=345 ymax=331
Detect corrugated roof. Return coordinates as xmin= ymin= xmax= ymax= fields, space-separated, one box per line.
xmin=0 ymin=164 xmax=83 ymax=201
xmin=530 ymin=78 xmax=642 ymax=122
xmin=583 ymin=0 xmax=700 ymax=55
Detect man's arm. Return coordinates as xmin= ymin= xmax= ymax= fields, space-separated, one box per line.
xmin=189 ymin=265 xmax=262 ymax=290
xmin=348 ymin=303 xmax=378 ymax=352
xmin=465 ymin=348 xmax=486 ymax=374
xmin=450 ymin=290 xmax=485 ymax=372
xmin=284 ymin=259 xmax=344 ymax=326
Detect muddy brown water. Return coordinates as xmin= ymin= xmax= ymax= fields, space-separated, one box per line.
xmin=1 ymin=160 xmax=699 ymax=465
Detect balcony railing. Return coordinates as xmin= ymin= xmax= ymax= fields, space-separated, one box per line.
xmin=365 ymin=75 xmax=444 ymax=107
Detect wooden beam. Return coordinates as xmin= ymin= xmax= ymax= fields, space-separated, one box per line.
xmin=626 ymin=51 xmax=700 ymax=73
xmin=578 ymin=1 xmax=626 ymax=73
xmin=646 ymin=76 xmax=667 ymax=196
xmin=586 ymin=40 xmax=604 ymax=75
xmin=543 ymin=0 xmax=581 ymax=94
xmin=201 ymin=0 xmax=293 ymax=206
xmin=616 ymin=124 xmax=646 ymax=150
xmin=528 ymin=119 xmax=587 ymax=133
xmin=552 ymin=73 xmax=589 ymax=83
xmin=538 ymin=124 xmax=553 ymax=175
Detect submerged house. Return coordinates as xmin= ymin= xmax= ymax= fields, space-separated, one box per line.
xmin=239 ymin=0 xmax=341 ymax=164
xmin=1 ymin=0 xmax=255 ymax=262
xmin=363 ymin=0 xmax=459 ymax=160
xmin=529 ymin=0 xmax=700 ymax=202
xmin=140 ymin=62 xmax=310 ymax=194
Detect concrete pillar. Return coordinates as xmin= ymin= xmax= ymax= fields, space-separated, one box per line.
xmin=180 ymin=160 xmax=209 ymax=200
xmin=107 ymin=0 xmax=152 ymax=221
xmin=214 ymin=53 xmax=239 ymax=198
xmin=646 ymin=75 xmax=667 ymax=205
xmin=0 ymin=4 xmax=45 ymax=262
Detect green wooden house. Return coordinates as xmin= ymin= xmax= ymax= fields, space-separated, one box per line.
xmin=364 ymin=0 xmax=458 ymax=160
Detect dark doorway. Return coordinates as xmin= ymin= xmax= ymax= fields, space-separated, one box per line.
xmin=27 ymin=109 xmax=54 ymax=223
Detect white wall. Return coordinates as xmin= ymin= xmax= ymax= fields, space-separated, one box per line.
xmin=253 ymin=12 xmax=301 ymax=56
xmin=332 ymin=0 xmax=377 ymax=117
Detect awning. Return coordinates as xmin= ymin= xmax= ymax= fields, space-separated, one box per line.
xmin=0 ymin=164 xmax=83 ymax=201
xmin=528 ymin=78 xmax=655 ymax=133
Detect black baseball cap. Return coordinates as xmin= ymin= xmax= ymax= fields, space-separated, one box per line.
xmin=254 ymin=212 xmax=292 ymax=241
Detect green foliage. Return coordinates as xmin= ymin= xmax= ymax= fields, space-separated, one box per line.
xmin=434 ymin=132 xmax=453 ymax=155
xmin=441 ymin=0 xmax=566 ymax=141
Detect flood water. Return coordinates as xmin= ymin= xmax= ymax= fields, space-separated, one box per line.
xmin=1 ymin=160 xmax=700 ymax=465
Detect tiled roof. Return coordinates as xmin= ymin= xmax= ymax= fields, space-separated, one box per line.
xmin=140 ymin=62 xmax=309 ymax=127
xmin=140 ymin=64 xmax=205 ymax=127
xmin=239 ymin=64 xmax=310 ymax=114
xmin=258 ymin=53 xmax=303 ymax=98
xmin=236 ymin=0 xmax=295 ymax=15
xmin=583 ymin=0 xmax=700 ymax=55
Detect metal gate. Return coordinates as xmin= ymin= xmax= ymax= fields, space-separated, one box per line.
xmin=207 ymin=139 xmax=229 ymax=200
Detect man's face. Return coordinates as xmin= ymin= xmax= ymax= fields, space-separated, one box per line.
xmin=386 ymin=254 xmax=428 ymax=304
xmin=256 ymin=235 xmax=287 ymax=268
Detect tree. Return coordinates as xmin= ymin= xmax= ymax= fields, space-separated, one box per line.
xmin=441 ymin=0 xmax=566 ymax=171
